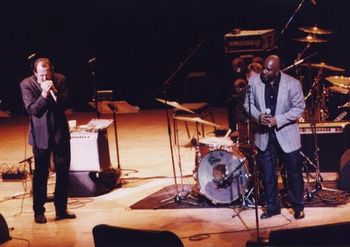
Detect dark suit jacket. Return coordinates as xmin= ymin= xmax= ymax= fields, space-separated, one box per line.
xmin=20 ymin=73 xmax=70 ymax=149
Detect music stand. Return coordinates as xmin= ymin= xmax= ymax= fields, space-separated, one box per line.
xmin=89 ymin=100 xmax=139 ymax=170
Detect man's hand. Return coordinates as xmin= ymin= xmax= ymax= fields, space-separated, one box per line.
xmin=259 ymin=114 xmax=277 ymax=128
xmin=267 ymin=116 xmax=277 ymax=128
xmin=40 ymin=80 xmax=55 ymax=98
xmin=259 ymin=113 xmax=271 ymax=127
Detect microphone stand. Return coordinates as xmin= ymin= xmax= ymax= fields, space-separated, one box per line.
xmin=280 ymin=0 xmax=307 ymax=37
xmin=89 ymin=58 xmax=99 ymax=118
xmin=244 ymin=87 xmax=266 ymax=245
xmin=155 ymin=39 xmax=204 ymax=208
xmin=107 ymin=103 xmax=121 ymax=170
xmin=278 ymin=0 xmax=312 ymax=67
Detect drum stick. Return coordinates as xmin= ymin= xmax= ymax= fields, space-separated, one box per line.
xmin=224 ymin=128 xmax=232 ymax=139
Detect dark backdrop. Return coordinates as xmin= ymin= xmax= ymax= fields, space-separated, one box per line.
xmin=1 ymin=0 xmax=349 ymax=113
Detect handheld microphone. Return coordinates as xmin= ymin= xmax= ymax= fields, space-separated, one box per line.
xmin=50 ymin=90 xmax=57 ymax=102
xmin=265 ymin=108 xmax=271 ymax=128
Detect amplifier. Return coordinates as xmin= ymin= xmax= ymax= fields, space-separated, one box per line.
xmin=299 ymin=122 xmax=349 ymax=172
xmin=224 ymin=29 xmax=276 ymax=54
xmin=70 ymin=129 xmax=111 ymax=171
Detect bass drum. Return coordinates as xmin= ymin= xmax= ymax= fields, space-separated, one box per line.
xmin=197 ymin=149 xmax=249 ymax=204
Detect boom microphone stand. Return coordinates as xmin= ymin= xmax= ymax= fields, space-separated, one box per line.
xmin=156 ymin=39 xmax=204 ymax=208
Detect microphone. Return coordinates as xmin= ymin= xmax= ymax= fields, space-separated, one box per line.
xmin=88 ymin=57 xmax=96 ymax=64
xmin=27 ymin=53 xmax=36 ymax=60
xmin=282 ymin=52 xmax=318 ymax=72
xmin=50 ymin=90 xmax=57 ymax=102
xmin=265 ymin=108 xmax=271 ymax=128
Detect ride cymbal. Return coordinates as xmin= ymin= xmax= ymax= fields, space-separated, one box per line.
xmin=293 ymin=35 xmax=327 ymax=43
xmin=299 ymin=26 xmax=332 ymax=35
xmin=326 ymin=76 xmax=350 ymax=88
xmin=301 ymin=62 xmax=345 ymax=72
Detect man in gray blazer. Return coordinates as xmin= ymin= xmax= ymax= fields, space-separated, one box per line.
xmin=244 ymin=55 xmax=305 ymax=219
xmin=20 ymin=58 xmax=76 ymax=223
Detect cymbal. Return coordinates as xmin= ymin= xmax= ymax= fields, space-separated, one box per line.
xmin=329 ymin=85 xmax=350 ymax=94
xmin=301 ymin=62 xmax=345 ymax=72
xmin=299 ymin=26 xmax=332 ymax=35
xmin=325 ymin=76 xmax=350 ymax=88
xmin=155 ymin=98 xmax=195 ymax=114
xmin=173 ymin=116 xmax=221 ymax=128
xmin=293 ymin=35 xmax=327 ymax=43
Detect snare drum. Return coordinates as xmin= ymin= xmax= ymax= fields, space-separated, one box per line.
xmin=198 ymin=137 xmax=235 ymax=157
xmin=193 ymin=137 xmax=236 ymax=180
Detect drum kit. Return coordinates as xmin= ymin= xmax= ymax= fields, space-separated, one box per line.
xmin=158 ymin=98 xmax=254 ymax=206
xmin=292 ymin=26 xmax=350 ymax=122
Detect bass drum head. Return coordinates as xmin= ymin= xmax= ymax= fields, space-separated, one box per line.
xmin=197 ymin=150 xmax=248 ymax=204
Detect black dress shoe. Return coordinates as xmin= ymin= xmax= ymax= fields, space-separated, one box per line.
xmin=294 ymin=210 xmax=305 ymax=220
xmin=55 ymin=210 xmax=76 ymax=220
xmin=260 ymin=210 xmax=281 ymax=219
xmin=34 ymin=214 xmax=47 ymax=224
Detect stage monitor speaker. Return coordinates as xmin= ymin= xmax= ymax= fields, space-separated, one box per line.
xmin=92 ymin=224 xmax=183 ymax=247
xmin=0 ymin=213 xmax=11 ymax=244
xmin=68 ymin=171 xmax=113 ymax=197
xmin=268 ymin=222 xmax=350 ymax=246
xmin=301 ymin=132 xmax=344 ymax=172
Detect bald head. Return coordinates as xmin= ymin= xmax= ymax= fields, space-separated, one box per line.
xmin=261 ymin=55 xmax=281 ymax=83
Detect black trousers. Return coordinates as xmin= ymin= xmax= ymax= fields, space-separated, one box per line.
xmin=32 ymin=143 xmax=70 ymax=215
xmin=257 ymin=132 xmax=304 ymax=212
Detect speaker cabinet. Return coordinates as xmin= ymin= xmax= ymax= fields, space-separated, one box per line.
xmin=269 ymin=222 xmax=350 ymax=246
xmin=0 ymin=214 xmax=11 ymax=244
xmin=68 ymin=171 xmax=112 ymax=197
xmin=93 ymin=224 xmax=183 ymax=247
xmin=301 ymin=132 xmax=344 ymax=172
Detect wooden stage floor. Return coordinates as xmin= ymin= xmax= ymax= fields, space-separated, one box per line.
xmin=0 ymin=108 xmax=349 ymax=247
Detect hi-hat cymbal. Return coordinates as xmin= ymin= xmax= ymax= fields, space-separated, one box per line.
xmin=293 ymin=35 xmax=327 ymax=43
xmin=301 ymin=62 xmax=345 ymax=72
xmin=299 ymin=26 xmax=332 ymax=35
xmin=173 ymin=116 xmax=221 ymax=128
xmin=325 ymin=76 xmax=350 ymax=88
xmin=155 ymin=98 xmax=195 ymax=114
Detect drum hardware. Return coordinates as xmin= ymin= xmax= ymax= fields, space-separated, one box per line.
xmin=300 ymin=151 xmax=321 ymax=200
xmin=304 ymin=68 xmax=329 ymax=121
xmin=154 ymin=38 xmax=204 ymax=209
xmin=300 ymin=121 xmax=340 ymax=201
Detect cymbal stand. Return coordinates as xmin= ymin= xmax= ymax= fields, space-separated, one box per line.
xmin=232 ymin=159 xmax=255 ymax=218
xmin=155 ymin=39 xmax=204 ymax=209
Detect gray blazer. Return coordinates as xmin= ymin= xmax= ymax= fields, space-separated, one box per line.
xmin=244 ymin=72 xmax=305 ymax=153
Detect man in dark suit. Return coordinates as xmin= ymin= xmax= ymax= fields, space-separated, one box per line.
xmin=20 ymin=57 xmax=76 ymax=224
